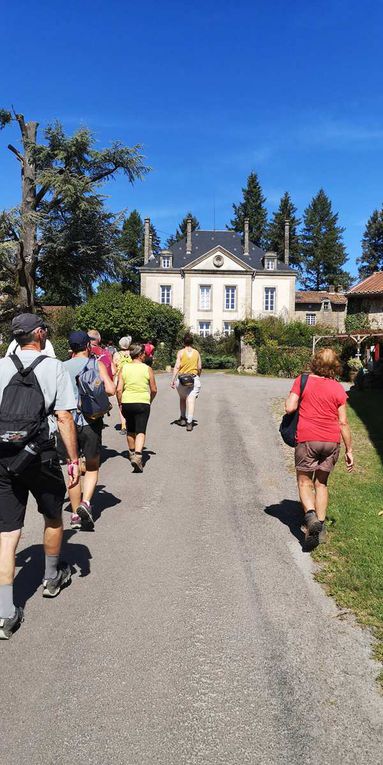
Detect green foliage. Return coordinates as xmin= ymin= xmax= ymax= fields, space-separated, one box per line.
xmin=201 ymin=354 xmax=236 ymax=369
xmin=228 ymin=171 xmax=267 ymax=248
xmin=357 ymin=208 xmax=383 ymax=279
xmin=235 ymin=317 xmax=321 ymax=349
xmin=152 ymin=343 xmax=172 ymax=370
xmin=257 ymin=343 xmax=311 ymax=377
xmin=75 ymin=285 xmax=184 ymax=351
xmin=0 ymin=342 xmax=8 ymax=358
xmin=345 ymin=312 xmax=372 ymax=332
xmin=42 ymin=306 xmax=77 ymax=337
xmin=118 ymin=210 xmax=144 ymax=292
xmin=300 ymin=189 xmax=350 ymax=290
xmin=347 ymin=357 xmax=363 ymax=370
xmin=166 ymin=213 xmax=200 ymax=248
xmin=0 ymin=110 xmax=12 ymax=129
xmin=52 ymin=336 xmax=71 ymax=362
xmin=265 ymin=192 xmax=301 ymax=267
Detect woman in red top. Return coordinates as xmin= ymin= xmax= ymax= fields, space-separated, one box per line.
xmin=285 ymin=348 xmax=354 ymax=550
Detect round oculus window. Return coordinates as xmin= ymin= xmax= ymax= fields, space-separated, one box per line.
xmin=213 ymin=254 xmax=224 ymax=268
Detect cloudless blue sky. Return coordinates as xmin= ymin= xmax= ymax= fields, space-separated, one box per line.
xmin=2 ymin=0 xmax=383 ymax=277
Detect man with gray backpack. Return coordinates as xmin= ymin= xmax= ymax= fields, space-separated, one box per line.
xmin=0 ymin=313 xmax=80 ymax=640
xmin=62 ymin=331 xmax=115 ymax=530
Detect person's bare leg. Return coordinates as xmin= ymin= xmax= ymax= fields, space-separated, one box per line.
xmin=314 ymin=470 xmax=329 ymax=521
xmin=127 ymin=433 xmax=136 ymax=452
xmin=68 ymin=479 xmax=82 ymax=513
xmin=82 ymin=457 xmax=100 ymax=504
xmin=0 ymin=530 xmax=21 ymax=587
xmin=43 ymin=517 xmax=63 ymax=557
xmin=297 ymin=471 xmax=316 ymax=513
xmin=135 ymin=433 xmax=145 ymax=453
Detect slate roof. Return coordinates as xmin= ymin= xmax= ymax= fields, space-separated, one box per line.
xmin=142 ymin=230 xmax=294 ymax=272
xmin=348 ymin=272 xmax=383 ymax=295
xmin=295 ymin=291 xmax=347 ymax=305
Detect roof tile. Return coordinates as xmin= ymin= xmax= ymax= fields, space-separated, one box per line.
xmin=348 ymin=272 xmax=383 ymax=295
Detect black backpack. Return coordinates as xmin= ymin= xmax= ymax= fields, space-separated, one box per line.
xmin=0 ymin=354 xmax=49 ymax=452
xmin=279 ymin=373 xmax=309 ymax=447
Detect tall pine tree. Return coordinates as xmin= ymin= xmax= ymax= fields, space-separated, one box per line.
xmin=265 ymin=192 xmax=301 ymax=266
xmin=357 ymin=208 xmax=383 ymax=279
xmin=300 ymin=189 xmax=350 ymax=290
xmin=166 ymin=213 xmax=200 ymax=247
xmin=227 ymin=171 xmax=267 ymax=248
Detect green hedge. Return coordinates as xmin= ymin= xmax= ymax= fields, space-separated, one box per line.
xmin=75 ymin=285 xmax=184 ymax=351
xmin=257 ymin=342 xmax=311 ymax=378
xmin=201 ymin=353 xmax=236 ymax=369
xmin=235 ymin=317 xmax=330 ymax=349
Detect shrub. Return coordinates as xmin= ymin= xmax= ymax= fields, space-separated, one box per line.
xmin=53 ymin=336 xmax=71 ymax=362
xmin=235 ymin=317 xmax=325 ymax=349
xmin=75 ymin=285 xmax=184 ymax=352
xmin=257 ymin=342 xmax=311 ymax=378
xmin=345 ymin=312 xmax=371 ymax=332
xmin=201 ymin=354 xmax=236 ymax=369
xmin=153 ymin=343 xmax=172 ymax=370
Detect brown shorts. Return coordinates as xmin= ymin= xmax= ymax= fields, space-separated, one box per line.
xmin=295 ymin=441 xmax=340 ymax=474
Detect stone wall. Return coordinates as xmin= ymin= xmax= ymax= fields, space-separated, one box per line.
xmin=238 ymin=340 xmax=257 ymax=374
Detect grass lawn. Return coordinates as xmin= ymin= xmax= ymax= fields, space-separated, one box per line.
xmin=312 ymin=390 xmax=383 ymax=673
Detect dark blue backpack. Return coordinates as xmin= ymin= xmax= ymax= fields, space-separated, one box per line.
xmin=279 ymin=373 xmax=308 ymax=447
xmin=76 ymin=355 xmax=112 ymax=421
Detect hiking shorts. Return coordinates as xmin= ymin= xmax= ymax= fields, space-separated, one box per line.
xmin=56 ymin=421 xmax=103 ymax=463
xmin=0 ymin=454 xmax=66 ymax=532
xmin=176 ymin=376 xmax=201 ymax=399
xmin=295 ymin=441 xmax=340 ymax=474
xmin=121 ymin=403 xmax=150 ymax=435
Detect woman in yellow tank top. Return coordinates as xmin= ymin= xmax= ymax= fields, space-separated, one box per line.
xmin=117 ymin=343 xmax=157 ymax=471
xmin=171 ymin=333 xmax=202 ymax=431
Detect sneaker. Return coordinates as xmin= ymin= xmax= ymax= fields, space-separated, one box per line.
xmin=42 ymin=562 xmax=71 ymax=598
xmin=0 ymin=606 xmax=24 ymax=640
xmin=131 ymin=453 xmax=143 ymax=472
xmin=76 ymin=500 xmax=94 ymax=530
xmin=127 ymin=449 xmax=135 ymax=462
xmin=175 ymin=417 xmax=186 ymax=426
xmin=186 ymin=422 xmax=193 ymax=432
xmin=70 ymin=513 xmax=82 ymax=529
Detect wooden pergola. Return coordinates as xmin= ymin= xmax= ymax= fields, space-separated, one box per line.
xmin=312 ymin=331 xmax=383 ymax=358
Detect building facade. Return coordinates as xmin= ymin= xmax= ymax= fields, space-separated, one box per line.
xmin=295 ymin=290 xmax=347 ymax=331
xmin=140 ymin=218 xmax=296 ymax=335
xmin=347 ymin=272 xmax=383 ymax=328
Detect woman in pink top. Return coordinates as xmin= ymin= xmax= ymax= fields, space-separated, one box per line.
xmin=285 ymin=348 xmax=354 ymax=550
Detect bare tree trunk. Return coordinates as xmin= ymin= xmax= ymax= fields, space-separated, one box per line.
xmin=16 ymin=117 xmax=38 ymax=310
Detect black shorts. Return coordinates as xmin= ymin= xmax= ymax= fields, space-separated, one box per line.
xmin=0 ymin=454 xmax=66 ymax=533
xmin=57 ymin=421 xmax=102 ymax=463
xmin=121 ymin=403 xmax=151 ymax=434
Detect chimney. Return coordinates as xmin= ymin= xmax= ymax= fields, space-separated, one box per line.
xmin=149 ymin=233 xmax=153 ymax=258
xmin=328 ymin=284 xmax=335 ymax=293
xmin=186 ymin=217 xmax=192 ymax=255
xmin=284 ymin=219 xmax=290 ymax=266
xmin=244 ymin=217 xmax=249 ymax=255
xmin=144 ymin=217 xmax=150 ymax=264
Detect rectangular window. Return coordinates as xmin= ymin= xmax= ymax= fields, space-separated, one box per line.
xmin=199 ymin=285 xmax=211 ymax=310
xmin=264 ymin=287 xmax=276 ymax=312
xmin=265 ymin=258 xmax=276 ymax=270
xmin=306 ymin=313 xmax=316 ymax=326
xmin=199 ymin=321 xmax=211 ymax=337
xmin=160 ymin=285 xmax=171 ymax=305
xmin=323 ymin=300 xmax=330 ymax=311
xmin=162 ymin=256 xmax=170 ymax=268
xmin=225 ymin=286 xmax=236 ymax=310
xmin=223 ymin=322 xmax=233 ymax=336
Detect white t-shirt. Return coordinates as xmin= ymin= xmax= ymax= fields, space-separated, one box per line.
xmin=6 ymin=338 xmax=56 ymax=358
xmin=0 ymin=350 xmax=76 ymax=435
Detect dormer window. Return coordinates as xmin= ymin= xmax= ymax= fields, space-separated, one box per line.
xmin=322 ymin=299 xmax=331 ymax=311
xmin=264 ymin=252 xmax=277 ymax=271
xmin=160 ymin=250 xmax=172 ymax=269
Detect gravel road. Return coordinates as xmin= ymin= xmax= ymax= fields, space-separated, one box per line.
xmin=1 ymin=374 xmax=382 ymax=765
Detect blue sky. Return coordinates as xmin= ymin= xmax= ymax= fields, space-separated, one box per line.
xmin=1 ymin=0 xmax=383 ymax=278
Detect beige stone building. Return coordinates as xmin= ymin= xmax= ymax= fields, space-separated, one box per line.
xmin=295 ymin=290 xmax=347 ymax=331
xmin=140 ymin=218 xmax=296 ymax=335
xmin=347 ymin=272 xmax=383 ymax=328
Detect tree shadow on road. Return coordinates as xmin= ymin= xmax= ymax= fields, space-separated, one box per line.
xmin=14 ymin=530 xmax=92 ymax=608
xmin=264 ymin=499 xmax=306 ymax=547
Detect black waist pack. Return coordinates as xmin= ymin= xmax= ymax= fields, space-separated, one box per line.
xmin=279 ymin=373 xmax=308 ymax=447
xmin=178 ymin=374 xmax=195 ymax=387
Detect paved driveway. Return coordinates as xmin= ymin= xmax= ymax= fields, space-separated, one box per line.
xmin=1 ymin=374 xmax=382 ymax=764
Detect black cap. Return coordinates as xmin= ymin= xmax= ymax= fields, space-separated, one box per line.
xmin=12 ymin=313 xmax=46 ymax=337
xmin=68 ymin=330 xmax=91 ymax=350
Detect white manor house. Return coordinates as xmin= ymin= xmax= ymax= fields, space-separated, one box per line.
xmin=140 ymin=217 xmax=296 ymax=335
